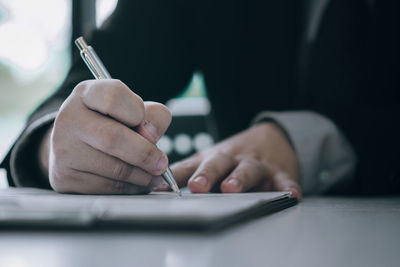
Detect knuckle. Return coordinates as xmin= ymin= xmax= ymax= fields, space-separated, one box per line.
xmin=140 ymin=146 xmax=159 ymax=167
xmin=97 ymin=125 xmax=121 ymax=153
xmin=112 ymin=162 xmax=132 ymax=181
xmin=111 ymin=181 xmax=127 ymax=194
xmin=113 ymin=79 xmax=127 ymax=90
xmin=131 ymin=97 xmax=145 ymax=124
xmin=215 ymin=151 xmax=236 ymax=163
xmin=178 ymin=158 xmax=197 ymax=170
xmin=197 ymin=164 xmax=216 ymax=178
xmin=209 ymin=151 xmax=237 ymax=168
xmin=241 ymin=157 xmax=259 ymax=167
xmin=242 ymin=158 xmax=267 ymax=176
xmin=234 ymin=152 xmax=260 ymax=164
xmin=72 ymin=80 xmax=89 ymax=95
xmin=136 ymin=103 xmax=145 ymax=124
xmin=103 ymin=86 xmax=121 ymax=115
xmin=247 ymin=151 xmax=262 ymax=162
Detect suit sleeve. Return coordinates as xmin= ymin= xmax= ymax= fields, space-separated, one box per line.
xmin=252 ymin=111 xmax=357 ymax=195
xmin=300 ymin=0 xmax=400 ymax=195
xmin=0 ymin=0 xmax=195 ymax=188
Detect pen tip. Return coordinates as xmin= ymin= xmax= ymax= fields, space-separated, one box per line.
xmin=171 ymin=184 xmax=182 ymax=197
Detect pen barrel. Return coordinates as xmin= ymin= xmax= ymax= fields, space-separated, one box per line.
xmin=75 ymin=37 xmax=111 ymax=79
xmin=80 ymin=47 xmax=111 ymax=80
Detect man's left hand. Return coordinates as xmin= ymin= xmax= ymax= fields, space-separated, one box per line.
xmin=170 ymin=122 xmax=302 ymax=199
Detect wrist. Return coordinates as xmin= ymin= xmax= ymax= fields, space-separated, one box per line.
xmin=38 ymin=124 xmax=53 ymax=179
xmin=253 ymin=121 xmax=300 ymax=181
xmin=253 ymin=119 xmax=295 ymax=149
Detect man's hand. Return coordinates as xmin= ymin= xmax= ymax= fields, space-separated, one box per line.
xmin=39 ymin=79 xmax=172 ymax=194
xmin=171 ymin=122 xmax=302 ymax=199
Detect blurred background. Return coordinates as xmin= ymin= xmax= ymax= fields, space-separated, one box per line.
xmin=0 ymin=0 xmax=212 ymax=188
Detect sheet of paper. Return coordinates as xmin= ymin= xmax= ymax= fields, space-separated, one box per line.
xmin=0 ymin=188 xmax=293 ymax=228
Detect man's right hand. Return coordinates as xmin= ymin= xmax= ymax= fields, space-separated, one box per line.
xmin=39 ymin=79 xmax=172 ymax=194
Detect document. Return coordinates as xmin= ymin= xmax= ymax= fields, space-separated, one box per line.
xmin=0 ymin=188 xmax=297 ymax=230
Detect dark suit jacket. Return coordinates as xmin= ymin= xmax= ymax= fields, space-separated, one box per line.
xmin=1 ymin=0 xmax=399 ymax=194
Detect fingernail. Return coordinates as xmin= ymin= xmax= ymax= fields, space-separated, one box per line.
xmin=227 ymin=178 xmax=242 ymax=190
xmin=283 ymin=185 xmax=298 ymax=192
xmin=193 ymin=176 xmax=208 ymax=186
xmin=143 ymin=120 xmax=159 ymax=141
xmin=283 ymin=186 xmax=302 ymax=200
xmin=156 ymin=155 xmax=168 ymax=172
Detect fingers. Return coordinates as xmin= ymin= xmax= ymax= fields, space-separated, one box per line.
xmin=273 ymin=172 xmax=302 ymax=200
xmin=187 ymin=152 xmax=237 ymax=193
xmin=77 ymin=79 xmax=145 ymax=127
xmin=170 ymin=156 xmax=202 ymax=187
xmin=78 ymin=81 xmax=172 ymax=144
xmin=220 ymin=159 xmax=302 ymax=199
xmin=220 ymin=159 xmax=268 ymax=193
xmin=49 ymin=80 xmax=174 ymax=194
xmin=50 ymin=168 xmax=149 ymax=195
xmin=84 ymin=113 xmax=167 ymax=176
xmin=64 ymin=141 xmax=155 ymax=187
xmin=76 ymin=82 xmax=171 ymax=175
xmin=136 ymin=102 xmax=172 ymax=144
xmin=171 ymin=150 xmax=301 ymax=199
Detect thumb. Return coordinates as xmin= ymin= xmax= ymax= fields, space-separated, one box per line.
xmin=136 ymin=101 xmax=172 ymax=144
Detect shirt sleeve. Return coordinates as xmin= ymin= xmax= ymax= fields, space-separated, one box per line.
xmin=252 ymin=110 xmax=357 ymax=195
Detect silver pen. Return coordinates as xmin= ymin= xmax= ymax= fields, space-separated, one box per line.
xmin=75 ymin=36 xmax=181 ymax=196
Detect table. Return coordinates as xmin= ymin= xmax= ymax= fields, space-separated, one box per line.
xmin=1 ymin=197 xmax=399 ymax=267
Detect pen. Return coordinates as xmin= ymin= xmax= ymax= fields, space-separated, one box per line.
xmin=74 ymin=36 xmax=182 ymax=196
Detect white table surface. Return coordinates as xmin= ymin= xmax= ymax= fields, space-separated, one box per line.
xmin=1 ymin=197 xmax=399 ymax=267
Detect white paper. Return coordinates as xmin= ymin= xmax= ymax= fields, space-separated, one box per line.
xmin=0 ymin=188 xmax=291 ymax=227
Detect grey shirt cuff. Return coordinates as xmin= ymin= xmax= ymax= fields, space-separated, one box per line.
xmin=9 ymin=111 xmax=57 ymax=188
xmin=252 ymin=111 xmax=357 ymax=195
